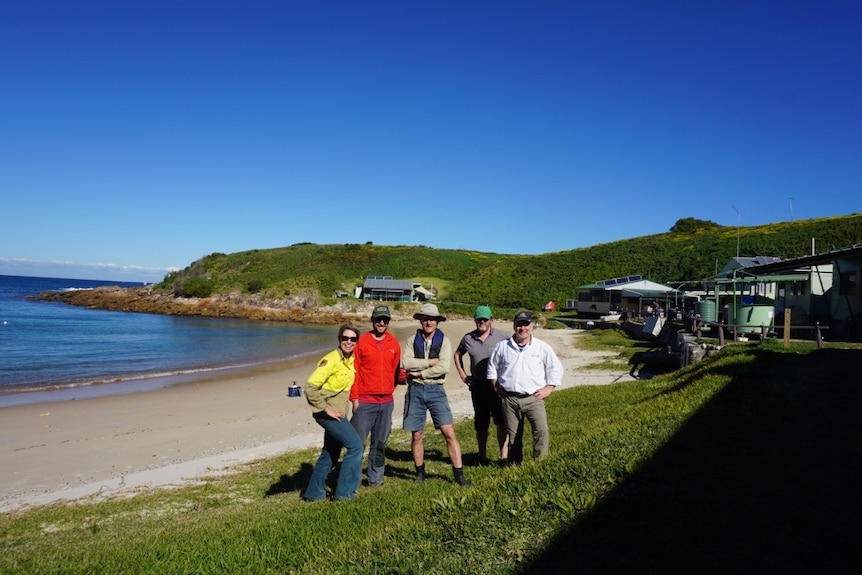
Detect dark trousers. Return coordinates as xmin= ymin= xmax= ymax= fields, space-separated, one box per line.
xmin=351 ymin=401 xmax=394 ymax=486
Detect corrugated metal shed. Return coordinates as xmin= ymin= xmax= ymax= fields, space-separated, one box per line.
xmin=362 ymin=277 xmax=414 ymax=301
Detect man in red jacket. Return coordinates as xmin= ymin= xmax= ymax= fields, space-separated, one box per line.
xmin=350 ymin=305 xmax=401 ymax=487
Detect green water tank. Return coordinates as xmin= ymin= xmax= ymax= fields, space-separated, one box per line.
xmin=696 ymin=300 xmax=717 ymax=322
xmin=732 ymin=305 xmax=774 ymax=334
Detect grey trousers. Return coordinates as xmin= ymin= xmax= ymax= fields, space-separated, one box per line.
xmin=501 ymin=394 xmax=549 ymax=463
xmin=351 ymin=400 xmax=394 ymax=486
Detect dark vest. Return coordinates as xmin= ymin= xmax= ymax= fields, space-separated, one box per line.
xmin=413 ymin=329 xmax=444 ymax=359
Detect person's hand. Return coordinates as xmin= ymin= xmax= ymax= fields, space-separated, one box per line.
xmin=533 ymin=385 xmax=554 ymax=400
xmin=462 ymin=375 xmax=473 ymax=387
xmin=428 ymin=358 xmax=439 ymax=367
xmin=350 ymin=400 xmax=359 ymax=412
xmin=324 ymin=407 xmax=345 ymax=421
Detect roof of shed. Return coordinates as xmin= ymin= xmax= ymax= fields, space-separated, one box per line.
xmin=363 ymin=278 xmax=414 ymax=290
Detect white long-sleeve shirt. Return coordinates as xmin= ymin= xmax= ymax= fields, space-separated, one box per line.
xmin=487 ymin=336 xmax=563 ymax=395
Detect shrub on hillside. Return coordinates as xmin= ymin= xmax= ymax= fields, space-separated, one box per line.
xmin=176 ymin=278 xmax=214 ymax=298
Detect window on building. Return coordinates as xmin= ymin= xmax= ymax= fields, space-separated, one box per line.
xmin=838 ymin=271 xmax=857 ymax=297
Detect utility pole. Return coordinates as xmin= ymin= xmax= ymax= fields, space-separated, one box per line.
xmin=731 ymin=205 xmax=740 ymax=259
xmin=789 ymin=196 xmax=794 ymax=221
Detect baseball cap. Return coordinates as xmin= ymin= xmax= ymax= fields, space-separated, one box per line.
xmin=371 ymin=305 xmax=391 ymax=320
xmin=513 ymin=310 xmax=533 ymax=323
xmin=474 ymin=305 xmax=492 ymax=320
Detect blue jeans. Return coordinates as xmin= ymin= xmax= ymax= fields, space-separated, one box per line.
xmin=305 ymin=412 xmax=364 ymax=501
xmin=351 ymin=401 xmax=394 ymax=486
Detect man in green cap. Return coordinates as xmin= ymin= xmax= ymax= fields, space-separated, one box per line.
xmin=350 ymin=305 xmax=401 ymax=487
xmin=454 ymin=305 xmax=511 ymax=465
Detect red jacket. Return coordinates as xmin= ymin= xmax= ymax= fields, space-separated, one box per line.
xmin=350 ymin=330 xmax=401 ymax=402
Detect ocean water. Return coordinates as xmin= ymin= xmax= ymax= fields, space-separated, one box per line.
xmin=0 ymin=275 xmax=337 ymax=407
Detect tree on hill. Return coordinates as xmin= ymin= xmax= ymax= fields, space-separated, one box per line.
xmin=670 ymin=217 xmax=722 ymax=233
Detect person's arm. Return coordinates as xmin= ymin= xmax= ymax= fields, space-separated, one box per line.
xmin=349 ymin=345 xmax=361 ymax=403
xmin=534 ymin=344 xmax=564 ymax=400
xmin=304 ymin=354 xmax=335 ymax=412
xmin=401 ymin=335 xmax=424 ymax=373
xmin=487 ymin=346 xmax=501 ymax=394
xmin=416 ymin=337 xmax=451 ymax=379
xmin=453 ymin=343 xmax=471 ymax=385
xmin=490 ymin=378 xmax=503 ymax=397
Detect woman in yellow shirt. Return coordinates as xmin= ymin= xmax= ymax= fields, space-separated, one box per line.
xmin=303 ymin=324 xmax=363 ymax=501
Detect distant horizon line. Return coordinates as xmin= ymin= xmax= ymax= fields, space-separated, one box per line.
xmin=0 ymin=272 xmax=152 ymax=285
xmin=0 ymin=259 xmax=174 ymax=284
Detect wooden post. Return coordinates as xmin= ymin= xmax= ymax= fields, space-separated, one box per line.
xmin=695 ymin=315 xmax=702 ymax=338
xmin=761 ymin=324 xmax=767 ymax=339
xmin=718 ymin=324 xmax=725 ymax=346
xmin=783 ymin=308 xmax=792 ymax=348
xmin=816 ymin=322 xmax=823 ymax=350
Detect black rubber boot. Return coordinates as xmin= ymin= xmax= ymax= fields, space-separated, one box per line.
xmin=453 ymin=466 xmax=472 ymax=487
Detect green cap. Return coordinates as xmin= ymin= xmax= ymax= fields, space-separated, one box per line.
xmin=371 ymin=305 xmax=391 ymax=320
xmin=474 ymin=305 xmax=492 ymax=320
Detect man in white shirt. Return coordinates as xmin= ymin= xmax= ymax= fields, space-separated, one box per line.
xmin=487 ymin=310 xmax=564 ymax=464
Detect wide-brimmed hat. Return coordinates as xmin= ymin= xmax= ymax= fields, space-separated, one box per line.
xmin=413 ymin=303 xmax=446 ymax=322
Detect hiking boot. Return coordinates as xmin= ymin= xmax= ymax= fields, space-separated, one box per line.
xmin=453 ymin=467 xmax=471 ymax=487
xmin=415 ymin=464 xmax=426 ymax=483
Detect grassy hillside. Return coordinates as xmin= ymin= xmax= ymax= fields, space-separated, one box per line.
xmin=159 ymin=214 xmax=862 ymax=310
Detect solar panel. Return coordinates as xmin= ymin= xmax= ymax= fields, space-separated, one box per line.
xmin=597 ymin=274 xmax=642 ymax=287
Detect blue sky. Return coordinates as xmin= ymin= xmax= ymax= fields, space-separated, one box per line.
xmin=2 ymin=1 xmax=860 ymax=283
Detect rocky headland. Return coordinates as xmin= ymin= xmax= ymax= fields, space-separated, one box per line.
xmin=32 ymin=285 xmax=418 ymax=324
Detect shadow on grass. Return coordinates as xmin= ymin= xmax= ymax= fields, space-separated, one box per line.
xmin=265 ymin=462 xmax=313 ymax=498
xmin=264 ymin=446 xmax=453 ymax=494
xmin=524 ymin=347 xmax=862 ymax=574
xmin=385 ymin=447 xmax=449 ymax=481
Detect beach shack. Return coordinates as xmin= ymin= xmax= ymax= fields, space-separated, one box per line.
xmin=567 ymin=275 xmax=682 ymax=319
xmin=731 ymin=244 xmax=862 ymax=339
xmin=702 ymin=255 xmax=838 ymax=335
xmin=360 ymin=276 xmax=414 ymax=301
xmin=359 ymin=276 xmax=435 ymax=302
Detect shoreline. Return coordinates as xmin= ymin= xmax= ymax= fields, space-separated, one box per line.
xmin=0 ymin=347 xmax=335 ymax=409
xmin=0 ymin=317 xmax=420 ymax=408
xmin=1 ymin=320 xmax=637 ymax=514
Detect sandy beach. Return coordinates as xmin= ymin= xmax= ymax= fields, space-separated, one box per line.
xmin=1 ymin=318 xmax=635 ymax=513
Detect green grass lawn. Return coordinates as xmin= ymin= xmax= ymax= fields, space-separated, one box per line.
xmin=2 ymin=337 xmax=860 ymax=574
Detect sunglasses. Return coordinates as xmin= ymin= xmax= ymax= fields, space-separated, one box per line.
xmin=373 ymin=318 xmax=390 ymax=324
xmin=475 ymin=318 xmax=489 ymax=323
xmin=340 ymin=335 xmax=359 ymax=342
xmin=515 ymin=321 xmax=532 ymax=327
